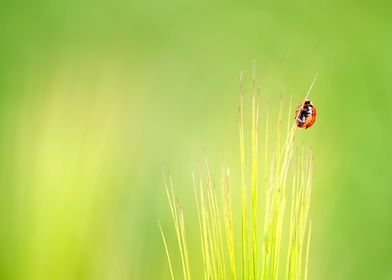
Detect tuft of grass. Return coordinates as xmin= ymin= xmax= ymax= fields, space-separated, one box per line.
xmin=159 ymin=69 xmax=316 ymax=280
xmin=161 ymin=172 xmax=192 ymax=280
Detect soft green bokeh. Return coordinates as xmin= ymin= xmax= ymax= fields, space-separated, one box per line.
xmin=0 ymin=0 xmax=391 ymax=279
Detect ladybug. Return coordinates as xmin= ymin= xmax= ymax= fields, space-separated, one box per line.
xmin=295 ymin=99 xmax=316 ymax=129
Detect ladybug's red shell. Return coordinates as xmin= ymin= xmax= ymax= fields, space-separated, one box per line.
xmin=295 ymin=100 xmax=316 ymax=129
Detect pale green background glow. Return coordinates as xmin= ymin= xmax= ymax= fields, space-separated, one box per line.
xmin=0 ymin=0 xmax=391 ymax=279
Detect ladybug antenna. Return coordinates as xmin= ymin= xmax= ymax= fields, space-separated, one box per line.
xmin=304 ymin=73 xmax=318 ymax=102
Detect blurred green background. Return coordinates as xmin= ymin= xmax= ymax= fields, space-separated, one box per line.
xmin=1 ymin=0 xmax=392 ymax=279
